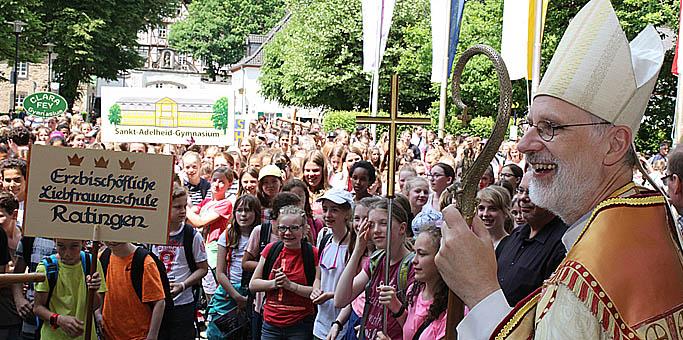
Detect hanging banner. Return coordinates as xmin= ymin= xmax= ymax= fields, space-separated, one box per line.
xmin=23 ymin=145 xmax=174 ymax=244
xmin=100 ymin=87 xmax=235 ymax=146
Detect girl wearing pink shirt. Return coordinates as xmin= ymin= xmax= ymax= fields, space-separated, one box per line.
xmin=377 ymin=224 xmax=448 ymax=340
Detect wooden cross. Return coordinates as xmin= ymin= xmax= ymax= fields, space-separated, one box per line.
xmin=458 ymin=106 xmax=472 ymax=126
xmin=276 ymin=111 xmax=310 ymax=153
xmin=356 ymin=74 xmax=431 ymax=197
xmin=356 ymin=73 xmax=431 ymax=337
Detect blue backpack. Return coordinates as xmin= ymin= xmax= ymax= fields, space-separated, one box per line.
xmin=42 ymin=251 xmax=93 ymax=305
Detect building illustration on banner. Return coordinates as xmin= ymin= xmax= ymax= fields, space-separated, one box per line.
xmin=108 ymin=97 xmax=223 ymax=128
xmin=101 ymin=87 xmax=233 ymax=146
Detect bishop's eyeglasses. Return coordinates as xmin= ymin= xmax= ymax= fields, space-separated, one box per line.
xmin=518 ymin=119 xmax=612 ymax=142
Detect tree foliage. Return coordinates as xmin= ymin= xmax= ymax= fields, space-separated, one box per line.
xmin=0 ymin=0 xmax=178 ymax=111
xmin=169 ymin=0 xmax=286 ymax=79
xmin=262 ymin=0 xmax=678 ymax=152
xmin=108 ymin=104 xmax=121 ymax=125
xmin=260 ymin=0 xmax=437 ymax=113
xmin=0 ymin=0 xmax=45 ymax=80
xmin=212 ymin=97 xmax=230 ymax=132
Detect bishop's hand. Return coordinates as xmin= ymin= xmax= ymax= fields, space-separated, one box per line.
xmin=435 ymin=204 xmax=501 ymax=309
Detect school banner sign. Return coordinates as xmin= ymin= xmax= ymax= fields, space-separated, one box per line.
xmin=23 ymin=145 xmax=174 ymax=244
xmin=22 ymin=92 xmax=68 ymax=118
xmin=101 ymin=87 xmax=236 ymax=146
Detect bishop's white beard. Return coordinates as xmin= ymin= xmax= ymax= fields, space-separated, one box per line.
xmin=527 ymin=153 xmax=601 ymax=225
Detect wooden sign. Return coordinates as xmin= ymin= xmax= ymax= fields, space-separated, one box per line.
xmin=23 ymin=145 xmax=174 ymax=244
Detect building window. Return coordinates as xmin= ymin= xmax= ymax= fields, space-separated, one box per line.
xmin=137 ymin=45 xmax=149 ymax=57
xmin=17 ymin=62 xmax=28 ymax=79
xmin=158 ymin=26 xmax=167 ymax=38
xmin=14 ymin=92 xmax=27 ymax=109
xmin=178 ymin=53 xmax=187 ymax=66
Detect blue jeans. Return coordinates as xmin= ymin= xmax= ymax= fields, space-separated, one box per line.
xmin=261 ymin=317 xmax=314 ymax=340
xmin=343 ymin=309 xmax=361 ymax=340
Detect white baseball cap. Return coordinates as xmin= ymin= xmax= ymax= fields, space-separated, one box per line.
xmin=316 ymin=188 xmax=354 ymax=207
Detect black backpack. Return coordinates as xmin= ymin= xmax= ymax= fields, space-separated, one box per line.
xmin=258 ymin=221 xmax=273 ymax=257
xmin=100 ymin=246 xmax=175 ymax=311
xmin=262 ymin=240 xmax=316 ymax=287
xmin=317 ymin=228 xmax=334 ymax=261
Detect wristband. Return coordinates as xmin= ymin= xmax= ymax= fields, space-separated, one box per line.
xmin=331 ymin=320 xmax=343 ymax=329
xmin=50 ymin=313 xmax=60 ymax=329
xmin=391 ymin=304 xmax=406 ymax=319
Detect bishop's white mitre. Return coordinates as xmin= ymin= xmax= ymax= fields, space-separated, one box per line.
xmin=536 ymin=0 xmax=665 ymax=134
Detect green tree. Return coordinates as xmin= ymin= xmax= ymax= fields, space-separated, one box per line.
xmin=108 ymin=104 xmax=121 ymax=125
xmin=0 ymin=0 xmax=45 ymax=81
xmin=260 ymin=0 xmax=437 ymax=112
xmin=212 ymin=97 xmax=229 ymax=132
xmin=42 ymin=1 xmax=178 ymax=111
xmin=169 ymin=0 xmax=286 ymax=80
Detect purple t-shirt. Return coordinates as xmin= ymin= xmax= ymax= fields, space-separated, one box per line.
xmin=361 ymin=252 xmax=415 ymax=340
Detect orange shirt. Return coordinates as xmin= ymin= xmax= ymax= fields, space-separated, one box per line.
xmin=102 ymin=252 xmax=165 ymax=340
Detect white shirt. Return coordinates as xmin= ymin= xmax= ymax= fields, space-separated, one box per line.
xmin=152 ymin=225 xmax=207 ymax=306
xmin=217 ymin=231 xmax=250 ymax=285
xmin=313 ymin=229 xmax=349 ymax=339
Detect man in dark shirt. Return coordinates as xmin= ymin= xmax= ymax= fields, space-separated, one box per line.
xmin=495 ymin=173 xmax=568 ymax=306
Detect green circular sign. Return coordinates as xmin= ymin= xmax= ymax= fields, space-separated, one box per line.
xmin=22 ymin=92 xmax=68 ymax=118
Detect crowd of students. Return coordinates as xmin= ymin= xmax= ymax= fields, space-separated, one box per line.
xmin=0 ymin=113 xmax=672 ymax=340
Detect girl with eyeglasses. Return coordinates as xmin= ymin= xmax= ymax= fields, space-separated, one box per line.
xmin=250 ymin=205 xmax=320 ymax=340
xmin=207 ymin=195 xmax=262 ymax=339
xmin=335 ymin=196 xmax=416 ymax=340
xmin=242 ymin=193 xmax=305 ymax=340
xmin=310 ymin=189 xmax=356 ymax=339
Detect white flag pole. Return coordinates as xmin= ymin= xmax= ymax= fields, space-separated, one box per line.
xmin=530 ymin=0 xmax=544 ymax=99
xmin=674 ymin=4 xmax=683 ymax=146
xmin=371 ymin=0 xmax=385 ymax=141
xmin=438 ymin=1 xmax=452 ymax=139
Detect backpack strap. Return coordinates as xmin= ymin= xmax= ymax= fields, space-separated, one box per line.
xmin=100 ymin=248 xmax=111 ymax=279
xmin=317 ymin=229 xmax=333 ymax=261
xmin=42 ymin=254 xmax=59 ymax=307
xmin=19 ymin=236 xmax=35 ymax=261
xmin=261 ymin=241 xmax=284 ymax=280
xmin=396 ymin=252 xmax=415 ymax=301
xmin=412 ymin=317 xmax=434 ymax=340
xmin=301 ymin=240 xmax=315 ymax=286
xmin=80 ymin=251 xmax=92 ymax=281
xmin=258 ymin=222 xmax=272 ymax=256
xmin=182 ymin=224 xmax=197 ymax=273
xmin=131 ymin=247 xmax=148 ymax=301
xmin=367 ymin=249 xmax=386 ymax=275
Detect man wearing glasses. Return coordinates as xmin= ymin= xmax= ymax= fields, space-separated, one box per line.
xmin=434 ymin=0 xmax=683 ymax=339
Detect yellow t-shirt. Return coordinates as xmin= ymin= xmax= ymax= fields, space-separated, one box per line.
xmin=35 ymin=257 xmax=107 ymax=340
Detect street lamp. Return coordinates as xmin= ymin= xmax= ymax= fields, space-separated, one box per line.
xmin=44 ymin=42 xmax=55 ymax=92
xmin=7 ymin=20 xmax=26 ymax=115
